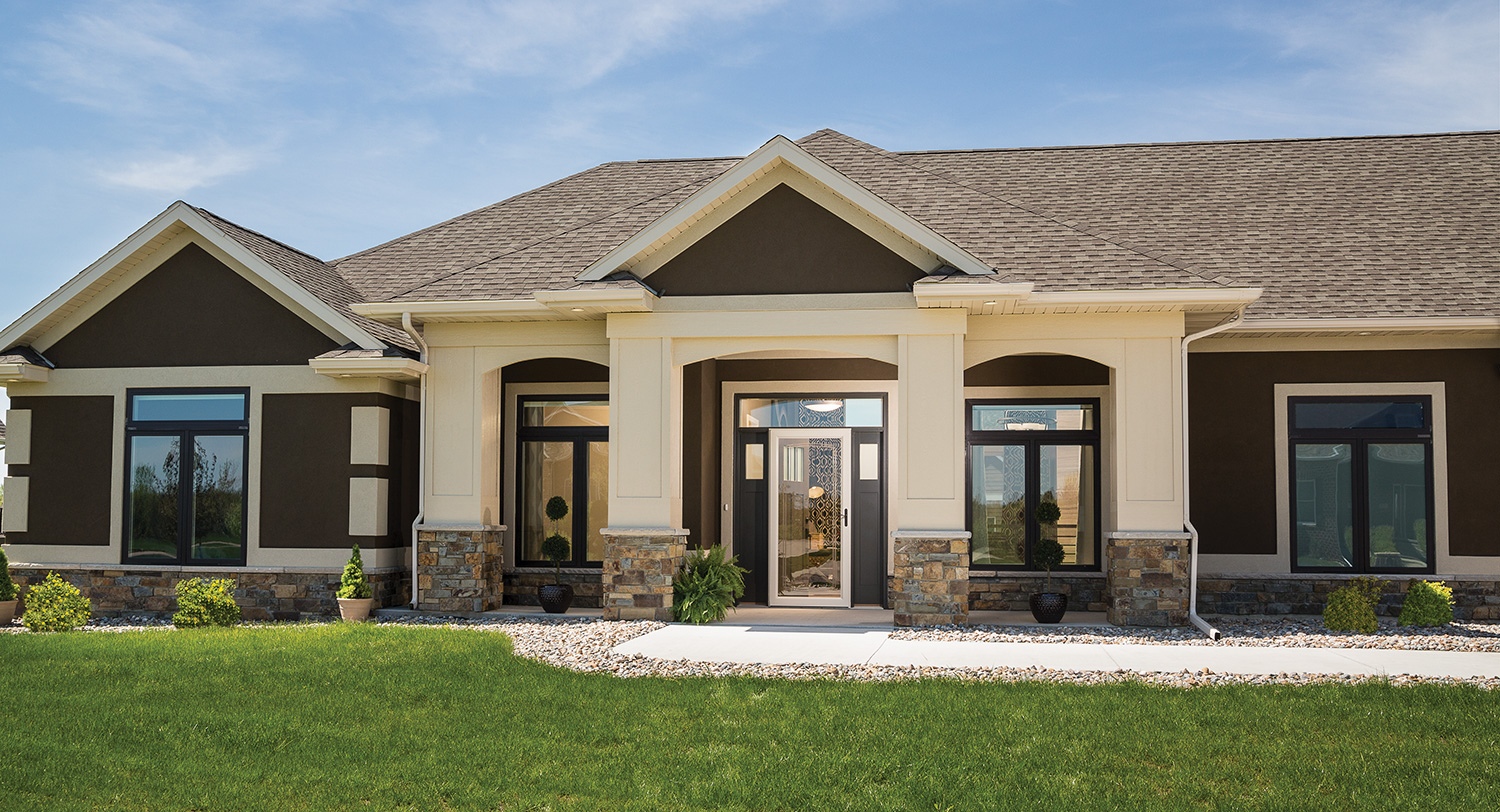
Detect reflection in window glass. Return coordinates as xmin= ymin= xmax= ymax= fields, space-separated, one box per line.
xmin=587 ymin=442 xmax=609 ymax=561
xmin=972 ymin=404 xmax=1094 ymax=432
xmin=1367 ymin=444 xmax=1428 ymax=570
xmin=521 ymin=441 xmax=574 ymax=562
xmin=522 ymin=400 xmax=608 ymax=428
xmin=1293 ymin=400 xmax=1424 ymax=431
xmin=1042 ymin=445 xmax=1096 ymax=567
xmin=1294 ymin=443 xmax=1354 ymax=568
xmin=132 ymin=393 xmax=246 ymax=423
xmin=744 ymin=444 xmax=764 ymax=480
xmin=127 ymin=435 xmax=181 ymax=559
xmin=971 ymin=445 xmax=1025 ymax=566
xmin=738 ymin=398 xmax=883 ymax=428
xmin=191 ymin=435 xmax=244 ymax=561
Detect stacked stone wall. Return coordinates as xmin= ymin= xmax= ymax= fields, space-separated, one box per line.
xmin=602 ymin=531 xmax=686 ymax=621
xmin=504 ymin=569 xmax=605 ymax=608
xmin=9 ymin=565 xmax=408 ymax=620
xmin=891 ymin=533 xmax=970 ymax=627
xmin=968 ymin=574 xmax=1108 ymax=612
xmin=1106 ymin=533 xmax=1191 ymax=627
xmin=416 ymin=525 xmax=504 ymax=613
xmin=1198 ymin=575 xmax=1500 ymax=620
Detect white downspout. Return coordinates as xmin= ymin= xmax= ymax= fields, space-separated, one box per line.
xmin=1181 ymin=309 xmax=1247 ymax=641
xmin=402 ymin=313 xmax=428 ymax=609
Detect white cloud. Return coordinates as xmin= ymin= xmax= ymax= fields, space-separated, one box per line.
xmin=388 ymin=0 xmax=789 ymax=91
xmin=98 ymin=147 xmax=265 ymax=194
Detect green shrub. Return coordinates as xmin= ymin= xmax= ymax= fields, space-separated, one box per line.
xmin=22 ymin=572 xmax=91 ymax=632
xmin=1323 ymin=575 xmax=1386 ymax=634
xmin=0 ymin=547 xmax=17 ymax=602
xmin=673 ymin=545 xmax=748 ymax=624
xmin=1398 ymin=580 xmax=1453 ymax=627
xmin=1032 ymin=536 xmax=1066 ymax=591
xmin=173 ymin=578 xmax=241 ymax=628
xmin=542 ymin=496 xmax=571 ymax=580
xmin=337 ymin=545 xmax=372 ymax=600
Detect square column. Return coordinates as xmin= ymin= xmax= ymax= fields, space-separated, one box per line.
xmin=1112 ymin=336 xmax=1186 ymax=530
xmin=1106 ymin=531 xmax=1191 ymax=626
xmin=416 ymin=523 xmax=505 ymax=613
xmin=894 ymin=331 xmax=966 ymax=530
xmin=602 ymin=528 xmax=688 ymax=620
xmin=892 ymin=531 xmax=971 ymax=626
xmin=608 ymin=336 xmax=684 ymax=528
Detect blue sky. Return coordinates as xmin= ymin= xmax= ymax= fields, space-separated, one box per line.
xmin=0 ymin=0 xmax=1497 ymax=441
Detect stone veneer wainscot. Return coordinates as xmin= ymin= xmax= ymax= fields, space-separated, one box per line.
xmin=1106 ymin=532 xmax=1191 ymax=626
xmin=416 ymin=524 xmax=505 ymax=613
xmin=891 ymin=531 xmax=971 ymax=627
xmin=601 ymin=528 xmax=687 ymax=621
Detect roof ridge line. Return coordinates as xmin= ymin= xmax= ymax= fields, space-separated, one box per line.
xmin=822 ymin=131 xmax=1232 ymax=287
xmin=384 ymin=167 xmax=733 ymax=301
xmin=893 ymin=129 xmax=1500 ymax=157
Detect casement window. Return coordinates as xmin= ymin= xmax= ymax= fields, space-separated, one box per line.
xmin=124 ymin=389 xmax=249 ymax=565
xmin=516 ymin=398 xmax=608 ymax=568
xmin=966 ymin=400 xmax=1101 ymax=571
xmin=1289 ymin=396 xmax=1434 ymax=573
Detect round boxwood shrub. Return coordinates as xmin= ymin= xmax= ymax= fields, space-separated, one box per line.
xmin=1323 ymin=575 xmax=1385 ymax=634
xmin=1398 ymin=579 xmax=1453 ymax=627
xmin=173 ymin=578 xmax=241 ymax=628
xmin=22 ymin=572 xmax=91 ymax=633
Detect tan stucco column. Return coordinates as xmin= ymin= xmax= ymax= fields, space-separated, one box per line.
xmin=607 ymin=335 xmax=684 ymax=529
xmin=894 ymin=327 xmax=967 ymax=531
xmin=422 ymin=343 xmax=501 ymax=525
xmin=1111 ymin=335 xmax=1186 ymax=531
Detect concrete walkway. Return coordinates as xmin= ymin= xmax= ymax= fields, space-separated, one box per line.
xmin=612 ymin=624 xmax=1500 ymax=679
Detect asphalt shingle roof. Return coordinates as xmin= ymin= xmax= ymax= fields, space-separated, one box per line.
xmin=214 ymin=129 xmax=1500 ymax=326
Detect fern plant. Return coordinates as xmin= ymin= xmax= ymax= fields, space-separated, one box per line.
xmin=0 ymin=547 xmax=17 ymax=603
xmin=672 ymin=545 xmax=748 ymax=624
xmin=337 ymin=545 xmax=372 ymax=600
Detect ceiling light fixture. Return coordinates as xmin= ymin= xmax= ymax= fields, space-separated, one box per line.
xmin=570 ymin=307 xmax=585 ymax=312
xmin=805 ymin=399 xmax=842 ymax=413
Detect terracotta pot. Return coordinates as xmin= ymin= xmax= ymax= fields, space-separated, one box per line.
xmin=0 ymin=599 xmax=16 ymax=626
xmin=1029 ymin=592 xmax=1068 ymax=624
xmin=538 ymin=583 xmax=573 ymax=614
xmin=337 ymin=597 xmax=375 ymax=623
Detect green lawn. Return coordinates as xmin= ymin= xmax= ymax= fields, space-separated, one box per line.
xmin=1 ymin=625 xmax=1495 ymax=811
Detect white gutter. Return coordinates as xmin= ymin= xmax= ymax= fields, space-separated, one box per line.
xmin=401 ymin=313 xmax=429 ymax=609
xmin=1181 ymin=309 xmax=1248 ymax=641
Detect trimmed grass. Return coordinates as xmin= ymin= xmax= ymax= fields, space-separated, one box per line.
xmin=1 ymin=625 xmax=1495 ymax=810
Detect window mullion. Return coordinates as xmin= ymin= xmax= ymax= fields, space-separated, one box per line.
xmin=178 ymin=430 xmax=194 ymax=564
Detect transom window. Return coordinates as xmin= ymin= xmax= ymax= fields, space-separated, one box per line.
xmin=967 ymin=400 xmax=1100 ymax=570
xmin=517 ymin=397 xmax=608 ymax=568
xmin=124 ymin=389 xmax=248 ymax=565
xmin=1289 ymin=396 xmax=1434 ymax=573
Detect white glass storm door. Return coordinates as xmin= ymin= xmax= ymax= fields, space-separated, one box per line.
xmin=768 ymin=428 xmax=853 ymax=607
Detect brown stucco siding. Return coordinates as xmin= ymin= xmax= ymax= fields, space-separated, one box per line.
xmin=1188 ymin=348 xmax=1500 ymax=557
xmin=646 ymin=184 xmax=927 ymax=296
xmin=6 ymin=396 xmax=114 ymax=546
xmin=965 ymin=354 xmax=1110 ymax=387
xmin=259 ymin=392 xmax=412 ymax=549
xmin=44 ymin=243 xmax=338 ymax=368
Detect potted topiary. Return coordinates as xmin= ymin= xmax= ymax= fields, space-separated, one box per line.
xmin=336 ymin=544 xmax=375 ymax=622
xmin=0 ymin=547 xmax=19 ymax=625
xmin=537 ymin=496 xmax=573 ymax=614
xmin=1029 ymin=500 xmax=1067 ymax=623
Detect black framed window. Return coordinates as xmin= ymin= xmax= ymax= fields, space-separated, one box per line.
xmin=516 ymin=397 xmax=608 ymax=568
xmin=1289 ymin=395 xmax=1434 ymax=573
xmin=966 ymin=400 xmax=1101 ymax=571
xmin=124 ymin=389 xmax=249 ymax=565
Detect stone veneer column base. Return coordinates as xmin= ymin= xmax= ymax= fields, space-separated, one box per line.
xmin=1106 ymin=531 xmax=1191 ymax=627
xmin=416 ymin=523 xmax=505 ymax=613
xmin=601 ymin=528 xmax=688 ymax=621
xmin=891 ymin=531 xmax=971 ymax=627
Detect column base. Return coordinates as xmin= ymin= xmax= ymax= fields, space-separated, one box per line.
xmin=601 ymin=528 xmax=688 ymax=621
xmin=416 ymin=524 xmax=505 ymax=613
xmin=1106 ymin=531 xmax=1191 ymax=627
xmin=891 ymin=530 xmax=971 ymax=627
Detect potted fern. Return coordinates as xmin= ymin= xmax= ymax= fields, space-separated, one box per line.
xmin=537 ymin=496 xmax=573 ymax=614
xmin=0 ymin=547 xmax=18 ymax=625
xmin=1029 ymin=500 xmax=1068 ymax=623
xmin=336 ymin=544 xmax=375 ymax=622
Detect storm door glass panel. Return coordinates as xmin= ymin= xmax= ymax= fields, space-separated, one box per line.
xmin=1294 ymin=444 xmax=1354 ymax=569
xmin=1367 ymin=444 xmax=1428 ymax=570
xmin=127 ymin=435 xmax=181 ymax=560
xmin=521 ymin=441 xmax=574 ymax=562
xmin=776 ymin=436 xmax=844 ymax=598
xmin=971 ymin=445 xmax=1025 ymax=566
xmin=190 ymin=435 xmax=245 ymax=561
xmin=586 ymin=441 xmax=609 ymax=562
xmin=1042 ymin=445 xmax=1095 ymax=567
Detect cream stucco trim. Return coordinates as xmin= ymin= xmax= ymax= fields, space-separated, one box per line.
xmin=0 ymin=364 xmax=49 ymax=383
xmin=1 ymin=202 xmax=385 ymax=352
xmin=579 ymin=135 xmax=994 ymax=280
xmin=349 ymin=477 xmax=390 ymax=537
xmin=309 ymin=355 xmax=429 ymax=381
xmin=1199 ymin=381 xmax=1476 ymax=575
xmin=350 ymin=406 xmax=391 ymax=466
xmin=1 ymin=476 xmax=28 ymax=532
xmin=3 ymin=410 xmax=30 ymax=465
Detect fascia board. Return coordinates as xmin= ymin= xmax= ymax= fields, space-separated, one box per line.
xmin=1232 ymin=316 xmax=1500 ymax=333
xmin=0 ymin=201 xmax=386 ymax=353
xmin=912 ymin=282 xmax=1034 ymax=302
xmin=533 ymin=288 xmax=656 ymax=312
xmin=351 ymin=299 xmax=555 ymax=322
xmin=577 ymin=135 xmax=994 ymax=281
xmin=308 ymin=356 xmax=429 ymax=380
xmin=0 ymin=363 xmax=49 ymax=383
xmin=1020 ymin=287 xmax=1264 ymax=308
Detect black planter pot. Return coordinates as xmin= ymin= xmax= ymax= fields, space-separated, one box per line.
xmin=538 ymin=583 xmax=573 ymax=614
xmin=1029 ymin=592 xmax=1068 ymax=624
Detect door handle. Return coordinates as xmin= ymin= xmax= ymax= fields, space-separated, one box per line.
xmin=842 ymin=508 xmax=849 ymax=527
